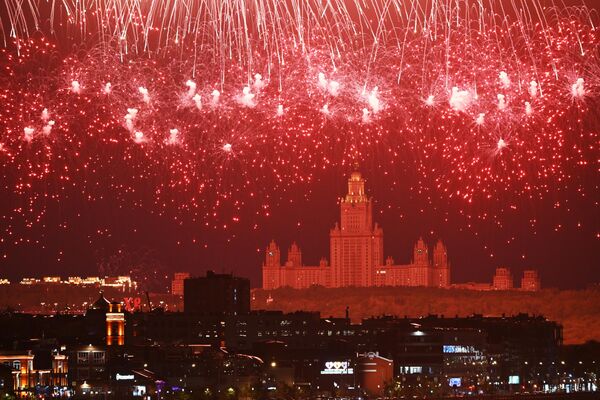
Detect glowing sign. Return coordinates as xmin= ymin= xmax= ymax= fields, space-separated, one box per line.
xmin=116 ymin=374 xmax=134 ymax=381
xmin=443 ymin=345 xmax=474 ymax=353
xmin=123 ymin=297 xmax=143 ymax=312
xmin=509 ymin=375 xmax=520 ymax=384
xmin=320 ymin=361 xmax=354 ymax=375
xmin=449 ymin=378 xmax=462 ymax=387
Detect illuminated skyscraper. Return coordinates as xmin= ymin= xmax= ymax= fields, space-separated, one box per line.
xmin=262 ymin=170 xmax=451 ymax=289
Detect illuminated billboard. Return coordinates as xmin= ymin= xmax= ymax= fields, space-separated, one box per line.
xmin=509 ymin=375 xmax=520 ymax=384
xmin=449 ymin=378 xmax=462 ymax=387
xmin=320 ymin=361 xmax=354 ymax=375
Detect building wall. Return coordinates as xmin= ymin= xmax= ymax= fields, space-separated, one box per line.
xmin=492 ymin=268 xmax=514 ymax=290
xmin=171 ymin=272 xmax=190 ymax=296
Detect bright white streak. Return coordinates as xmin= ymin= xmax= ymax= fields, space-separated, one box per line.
xmin=237 ymin=86 xmax=256 ymax=107
xmin=497 ymin=94 xmax=507 ymax=110
xmin=192 ymin=94 xmax=202 ymax=110
xmin=71 ymin=81 xmax=81 ymax=94
xmin=23 ymin=127 xmax=34 ymax=141
xmin=499 ymin=71 xmax=511 ymax=89
xmin=139 ymin=87 xmax=150 ymax=103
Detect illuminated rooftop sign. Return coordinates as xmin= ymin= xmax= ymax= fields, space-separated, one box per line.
xmin=116 ymin=373 xmax=134 ymax=381
xmin=320 ymin=361 xmax=354 ymax=375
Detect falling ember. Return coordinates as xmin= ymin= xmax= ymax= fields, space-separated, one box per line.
xmin=237 ymin=87 xmax=256 ymax=108
xmin=41 ymin=108 xmax=50 ymax=122
xmin=167 ymin=129 xmax=181 ymax=145
xmin=124 ymin=108 xmax=138 ymax=132
xmin=133 ymin=131 xmax=145 ymax=144
xmin=499 ymin=71 xmax=511 ymax=89
xmin=497 ymin=94 xmax=507 ymax=110
xmin=192 ymin=94 xmax=202 ymax=110
xmin=476 ymin=113 xmax=485 ymax=126
xmin=525 ymin=102 xmax=533 ymax=115
xmin=366 ymin=87 xmax=381 ymax=113
xmin=71 ymin=81 xmax=81 ymax=94
xmin=23 ymin=127 xmax=34 ymax=142
xmin=449 ymin=87 xmax=472 ymax=112
xmin=529 ymin=81 xmax=539 ymax=98
xmin=425 ymin=95 xmax=435 ymax=107
xmin=318 ymin=72 xmax=340 ymax=96
xmin=253 ymin=74 xmax=265 ymax=91
xmin=277 ymin=104 xmax=284 ymax=116
xmin=362 ymin=108 xmax=370 ymax=123
xmin=42 ymin=120 xmax=55 ymax=135
xmin=571 ymin=78 xmax=586 ymax=98
xmin=497 ymin=138 xmax=507 ymax=151
xmin=185 ymin=80 xmax=197 ymax=98
xmin=211 ymin=90 xmax=220 ymax=106
xmin=139 ymin=87 xmax=150 ymax=103
xmin=103 ymin=82 xmax=112 ymax=95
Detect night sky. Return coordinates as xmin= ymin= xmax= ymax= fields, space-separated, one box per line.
xmin=0 ymin=1 xmax=598 ymax=289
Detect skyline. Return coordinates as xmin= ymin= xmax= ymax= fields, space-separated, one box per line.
xmin=0 ymin=166 xmax=596 ymax=288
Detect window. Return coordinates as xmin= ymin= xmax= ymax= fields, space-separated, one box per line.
xmin=12 ymin=361 xmax=21 ymax=370
xmin=92 ymin=351 xmax=105 ymax=364
xmin=77 ymin=352 xmax=89 ymax=364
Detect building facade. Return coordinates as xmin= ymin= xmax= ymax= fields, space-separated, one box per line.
xmin=184 ymin=271 xmax=250 ymax=316
xmin=521 ymin=270 xmax=541 ymax=291
xmin=492 ymin=268 xmax=514 ymax=290
xmin=171 ymin=272 xmax=190 ymax=296
xmin=263 ymin=170 xmax=450 ymax=289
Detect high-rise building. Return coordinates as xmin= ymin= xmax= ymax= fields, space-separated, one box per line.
xmin=171 ymin=272 xmax=191 ymax=296
xmin=492 ymin=267 xmax=514 ymax=290
xmin=521 ymin=270 xmax=541 ymax=291
xmin=262 ymin=170 xmax=451 ymax=289
xmin=184 ymin=271 xmax=250 ymax=316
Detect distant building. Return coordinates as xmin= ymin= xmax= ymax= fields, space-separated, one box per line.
xmin=263 ymin=170 xmax=451 ymax=289
xmin=492 ymin=267 xmax=514 ymax=290
xmin=521 ymin=270 xmax=541 ymax=291
xmin=85 ymin=293 xmax=126 ymax=346
xmin=17 ymin=276 xmax=135 ymax=291
xmin=0 ymin=350 xmax=68 ymax=394
xmin=184 ymin=271 xmax=250 ymax=316
xmin=171 ymin=272 xmax=190 ymax=296
xmin=356 ymin=352 xmax=393 ymax=396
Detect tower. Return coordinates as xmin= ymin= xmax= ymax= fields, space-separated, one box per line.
xmin=413 ymin=238 xmax=429 ymax=266
xmin=432 ymin=240 xmax=450 ymax=287
xmin=521 ymin=270 xmax=540 ymax=291
xmin=492 ymin=267 xmax=514 ymax=290
xmin=330 ymin=170 xmax=384 ymax=287
xmin=262 ymin=240 xmax=282 ymax=289
xmin=106 ymin=301 xmax=125 ymax=346
xmin=286 ymin=242 xmax=302 ymax=267
xmin=265 ymin=240 xmax=281 ymax=268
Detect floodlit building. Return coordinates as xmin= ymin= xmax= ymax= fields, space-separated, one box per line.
xmin=521 ymin=270 xmax=541 ymax=291
xmin=171 ymin=272 xmax=190 ymax=296
xmin=492 ymin=267 xmax=514 ymax=290
xmin=263 ymin=170 xmax=451 ymax=289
